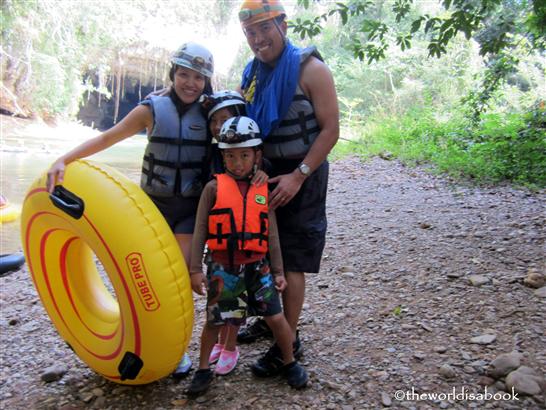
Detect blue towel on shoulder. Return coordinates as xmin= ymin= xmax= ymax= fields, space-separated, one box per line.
xmin=241 ymin=41 xmax=300 ymax=139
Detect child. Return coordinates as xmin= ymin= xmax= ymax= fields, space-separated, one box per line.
xmin=45 ymin=42 xmax=215 ymax=378
xmin=203 ymin=91 xmax=270 ymax=375
xmin=186 ymin=116 xmax=308 ymax=396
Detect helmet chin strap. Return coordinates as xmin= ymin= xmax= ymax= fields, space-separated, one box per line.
xmin=272 ymin=17 xmax=287 ymax=47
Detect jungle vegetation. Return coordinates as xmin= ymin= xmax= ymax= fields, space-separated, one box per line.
xmin=1 ymin=0 xmax=545 ymax=186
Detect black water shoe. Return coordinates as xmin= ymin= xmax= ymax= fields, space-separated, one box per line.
xmin=282 ymin=361 xmax=308 ymax=389
xmin=186 ymin=369 xmax=213 ymax=397
xmin=251 ymin=343 xmax=285 ymax=377
xmin=250 ymin=336 xmax=304 ymax=378
xmin=237 ymin=318 xmax=273 ymax=343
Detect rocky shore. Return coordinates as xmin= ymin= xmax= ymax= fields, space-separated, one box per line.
xmin=1 ymin=157 xmax=544 ymax=409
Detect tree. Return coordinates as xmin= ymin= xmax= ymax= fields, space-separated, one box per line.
xmin=291 ymin=0 xmax=545 ymax=119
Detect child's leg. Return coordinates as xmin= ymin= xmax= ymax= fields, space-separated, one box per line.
xmin=199 ymin=323 xmax=221 ymax=369
xmin=263 ymin=314 xmax=294 ymax=365
xmin=223 ymin=324 xmax=239 ymax=352
xmin=217 ymin=326 xmax=228 ymax=345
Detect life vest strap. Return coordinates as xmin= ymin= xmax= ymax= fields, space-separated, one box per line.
xmin=148 ymin=136 xmax=208 ymax=146
xmin=278 ymin=111 xmax=316 ymax=127
xmin=143 ymin=154 xmax=203 ymax=169
xmin=266 ymin=125 xmax=320 ymax=144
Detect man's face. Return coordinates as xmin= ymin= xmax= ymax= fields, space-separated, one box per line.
xmin=244 ymin=18 xmax=287 ymax=65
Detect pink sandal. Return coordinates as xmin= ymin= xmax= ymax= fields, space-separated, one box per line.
xmin=209 ymin=343 xmax=224 ymax=364
xmin=215 ymin=347 xmax=239 ymax=375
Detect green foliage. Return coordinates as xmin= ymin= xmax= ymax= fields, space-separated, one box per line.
xmin=333 ymin=103 xmax=546 ymax=186
xmin=292 ymin=0 xmax=542 ymax=61
xmin=0 ymin=0 xmax=236 ymax=119
xmin=292 ymin=0 xmax=544 ymax=120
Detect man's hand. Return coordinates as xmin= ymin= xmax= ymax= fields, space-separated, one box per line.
xmin=275 ymin=275 xmax=287 ymax=292
xmin=269 ymin=170 xmax=306 ymax=210
xmin=190 ymin=272 xmax=207 ymax=295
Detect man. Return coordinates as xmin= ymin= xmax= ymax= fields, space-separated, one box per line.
xmin=236 ymin=0 xmax=339 ymax=377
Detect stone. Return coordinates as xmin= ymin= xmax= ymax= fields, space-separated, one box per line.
xmin=468 ymin=275 xmax=490 ymax=286
xmin=434 ymin=346 xmax=448 ymax=354
xmin=505 ymin=370 xmax=542 ymax=396
xmin=40 ymin=365 xmax=68 ymax=382
xmin=477 ymin=376 xmax=496 ymax=386
xmin=470 ymin=334 xmax=496 ymax=345
xmin=487 ymin=351 xmax=523 ymax=378
xmin=534 ymin=287 xmax=546 ymax=298
xmin=439 ymin=364 xmax=456 ymax=379
xmin=381 ymin=391 xmax=392 ymax=407
xmin=523 ymin=270 xmax=545 ymax=289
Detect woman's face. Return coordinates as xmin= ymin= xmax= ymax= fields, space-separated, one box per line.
xmin=172 ymin=66 xmax=206 ymax=104
xmin=210 ymin=107 xmax=234 ymax=139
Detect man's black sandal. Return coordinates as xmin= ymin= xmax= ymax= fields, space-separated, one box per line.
xmin=237 ymin=318 xmax=273 ymax=343
xmin=283 ymin=361 xmax=308 ymax=389
xmin=251 ymin=336 xmax=304 ymax=377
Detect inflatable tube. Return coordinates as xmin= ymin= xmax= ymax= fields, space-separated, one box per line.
xmin=21 ymin=160 xmax=193 ymax=385
xmin=0 ymin=203 xmax=20 ymax=223
xmin=0 ymin=252 xmax=25 ymax=275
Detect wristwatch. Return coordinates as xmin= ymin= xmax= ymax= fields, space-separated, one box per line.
xmin=297 ymin=162 xmax=311 ymax=177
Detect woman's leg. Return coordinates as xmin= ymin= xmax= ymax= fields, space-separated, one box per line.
xmin=175 ymin=233 xmax=193 ymax=267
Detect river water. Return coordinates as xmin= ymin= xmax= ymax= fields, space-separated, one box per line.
xmin=1 ymin=121 xmax=146 ymax=254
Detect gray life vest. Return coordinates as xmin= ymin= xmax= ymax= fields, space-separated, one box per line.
xmin=263 ymin=46 xmax=323 ymax=160
xmin=140 ymin=96 xmax=208 ymax=198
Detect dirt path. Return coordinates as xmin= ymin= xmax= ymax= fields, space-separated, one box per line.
xmin=1 ymin=157 xmax=544 ymax=409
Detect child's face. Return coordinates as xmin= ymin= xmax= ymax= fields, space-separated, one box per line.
xmin=210 ymin=108 xmax=233 ymax=139
xmin=172 ymin=66 xmax=206 ymax=104
xmin=222 ymin=147 xmax=260 ymax=178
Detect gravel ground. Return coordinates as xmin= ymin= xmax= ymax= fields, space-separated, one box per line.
xmin=1 ymin=156 xmax=545 ymax=409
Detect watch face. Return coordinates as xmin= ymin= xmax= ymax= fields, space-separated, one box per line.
xmin=299 ymin=163 xmax=310 ymax=175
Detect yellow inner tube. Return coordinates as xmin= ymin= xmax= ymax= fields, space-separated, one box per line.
xmin=0 ymin=203 xmax=20 ymax=223
xmin=21 ymin=160 xmax=193 ymax=385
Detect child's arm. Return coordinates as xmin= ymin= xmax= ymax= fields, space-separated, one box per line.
xmin=189 ymin=180 xmax=217 ymax=295
xmin=46 ymin=105 xmax=152 ymax=192
xmin=251 ymin=169 xmax=268 ymax=187
xmin=250 ymin=156 xmax=271 ymax=187
xmin=267 ymin=207 xmax=287 ymax=291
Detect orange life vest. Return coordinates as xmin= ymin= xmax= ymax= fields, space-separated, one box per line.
xmin=207 ymin=173 xmax=269 ymax=255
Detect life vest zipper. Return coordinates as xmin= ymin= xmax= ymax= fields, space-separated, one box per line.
xmin=241 ymin=186 xmax=248 ymax=250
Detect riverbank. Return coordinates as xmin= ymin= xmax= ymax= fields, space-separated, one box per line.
xmin=0 ymin=114 xmax=144 ymax=254
xmin=1 ymin=156 xmax=544 ymax=409
xmin=0 ymin=114 xmax=97 ymax=155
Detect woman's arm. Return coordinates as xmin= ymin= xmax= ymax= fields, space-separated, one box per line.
xmin=46 ymin=105 xmax=152 ymax=192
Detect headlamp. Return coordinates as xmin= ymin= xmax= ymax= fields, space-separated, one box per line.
xmin=239 ymin=9 xmax=252 ymax=21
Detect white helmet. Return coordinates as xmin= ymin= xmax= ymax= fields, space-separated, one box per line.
xmin=218 ymin=116 xmax=262 ymax=149
xmin=208 ymin=90 xmax=246 ymax=119
xmin=171 ymin=42 xmax=214 ymax=78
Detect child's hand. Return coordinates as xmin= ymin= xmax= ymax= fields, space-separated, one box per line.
xmin=190 ymin=272 xmax=207 ymax=296
xmin=46 ymin=160 xmax=67 ymax=193
xmin=251 ymin=169 xmax=269 ymax=187
xmin=274 ymin=275 xmax=287 ymax=292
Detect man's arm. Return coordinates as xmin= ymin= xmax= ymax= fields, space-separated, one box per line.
xmin=269 ymin=57 xmax=339 ymax=210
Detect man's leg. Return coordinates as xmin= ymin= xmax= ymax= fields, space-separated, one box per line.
xmin=282 ymin=271 xmax=305 ymax=336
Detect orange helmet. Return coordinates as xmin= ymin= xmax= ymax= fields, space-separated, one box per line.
xmin=239 ymin=0 xmax=286 ymax=28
